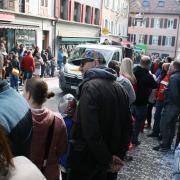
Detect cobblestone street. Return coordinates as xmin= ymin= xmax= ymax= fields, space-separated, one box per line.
xmin=118 ymin=129 xmax=174 ymax=180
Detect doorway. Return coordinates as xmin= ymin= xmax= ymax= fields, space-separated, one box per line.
xmin=42 ymin=30 xmax=49 ymax=50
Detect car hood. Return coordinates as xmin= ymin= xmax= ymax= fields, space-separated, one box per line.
xmin=64 ymin=63 xmax=82 ymax=77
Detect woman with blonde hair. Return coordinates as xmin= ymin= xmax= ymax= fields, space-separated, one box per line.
xmin=120 ymin=58 xmax=137 ymax=87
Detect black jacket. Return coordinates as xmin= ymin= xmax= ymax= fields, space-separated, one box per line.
xmin=0 ymin=80 xmax=32 ymax=157
xmin=68 ymin=67 xmax=132 ymax=171
xmin=134 ymin=65 xmax=157 ymax=106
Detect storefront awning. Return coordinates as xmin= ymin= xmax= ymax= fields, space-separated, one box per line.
xmin=0 ymin=23 xmax=39 ymax=30
xmin=57 ymin=36 xmax=100 ymax=44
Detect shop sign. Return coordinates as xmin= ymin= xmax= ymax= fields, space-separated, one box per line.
xmin=0 ymin=12 xmax=15 ymax=21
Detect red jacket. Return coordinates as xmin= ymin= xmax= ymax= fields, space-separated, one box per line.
xmin=156 ymin=73 xmax=171 ymax=101
xmin=21 ymin=55 xmax=35 ymax=72
xmin=30 ymin=108 xmax=67 ymax=180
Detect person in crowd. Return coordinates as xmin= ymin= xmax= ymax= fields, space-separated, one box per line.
xmin=120 ymin=58 xmax=137 ymax=89
xmin=67 ymin=50 xmax=132 ymax=180
xmin=157 ymin=63 xmax=170 ymax=84
xmin=147 ymin=63 xmax=171 ymax=138
xmin=145 ymin=71 xmax=157 ymax=129
xmin=9 ymin=54 xmax=20 ymax=91
xmin=33 ymin=46 xmax=40 ymax=57
xmin=58 ymin=93 xmax=77 ymax=180
xmin=0 ymin=126 xmax=45 ymax=180
xmin=0 ymin=65 xmax=32 ymax=157
xmin=34 ymin=52 xmax=43 ymax=77
xmin=0 ymin=43 xmax=7 ymax=79
xmin=41 ymin=50 xmax=48 ymax=78
xmin=131 ymin=56 xmax=157 ymax=145
xmin=57 ymin=48 xmax=64 ymax=70
xmin=18 ymin=44 xmax=25 ymax=63
xmin=151 ymin=58 xmax=161 ymax=75
xmin=46 ymin=46 xmax=53 ymax=61
xmin=23 ymin=77 xmax=67 ymax=180
xmin=153 ymin=60 xmax=180 ymax=152
xmin=50 ymin=56 xmax=56 ymax=77
xmin=165 ymin=56 xmax=173 ymax=63
xmin=108 ymin=60 xmax=136 ymax=105
xmin=11 ymin=43 xmax=20 ymax=54
xmin=155 ymin=61 xmax=163 ymax=78
xmin=21 ymin=51 xmax=35 ymax=80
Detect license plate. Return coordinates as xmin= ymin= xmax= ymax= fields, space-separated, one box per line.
xmin=71 ymin=86 xmax=77 ymax=90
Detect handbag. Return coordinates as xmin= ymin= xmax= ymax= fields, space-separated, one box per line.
xmin=41 ymin=117 xmax=55 ymax=174
xmin=12 ymin=68 xmax=20 ymax=77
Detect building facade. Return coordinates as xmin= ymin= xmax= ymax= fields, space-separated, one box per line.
xmin=0 ymin=0 xmax=55 ymax=53
xmin=54 ymin=0 xmax=101 ymax=53
xmin=128 ymin=0 xmax=180 ymax=58
xmin=101 ymin=0 xmax=129 ymax=45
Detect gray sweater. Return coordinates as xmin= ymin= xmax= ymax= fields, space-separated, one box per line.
xmin=117 ymin=76 xmax=136 ymax=105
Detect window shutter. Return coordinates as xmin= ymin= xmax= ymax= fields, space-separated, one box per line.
xmin=164 ymin=19 xmax=167 ymax=28
xmin=171 ymin=36 xmax=175 ymax=46
xmin=151 ymin=18 xmax=154 ymax=28
xmin=160 ymin=19 xmax=163 ymax=28
xmin=55 ymin=0 xmax=60 ymax=18
xmin=146 ymin=18 xmax=149 ymax=28
xmin=149 ymin=35 xmax=152 ymax=44
xmin=158 ymin=36 xmax=162 ymax=45
xmin=162 ymin=36 xmax=166 ymax=46
xmin=173 ymin=19 xmax=177 ymax=29
xmin=144 ymin=35 xmax=148 ymax=44
xmin=128 ymin=17 xmax=132 ymax=27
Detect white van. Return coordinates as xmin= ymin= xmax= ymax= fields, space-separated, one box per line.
xmin=59 ymin=44 xmax=123 ymax=92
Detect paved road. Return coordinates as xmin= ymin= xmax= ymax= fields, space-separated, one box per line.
xmin=44 ymin=77 xmax=174 ymax=180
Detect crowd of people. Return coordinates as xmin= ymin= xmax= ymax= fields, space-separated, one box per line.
xmin=0 ymin=42 xmax=180 ymax=180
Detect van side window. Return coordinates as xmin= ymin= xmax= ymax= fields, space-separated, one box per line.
xmin=112 ymin=52 xmax=119 ymax=61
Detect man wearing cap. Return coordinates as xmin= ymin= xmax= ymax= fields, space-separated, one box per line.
xmin=67 ymin=50 xmax=132 ymax=180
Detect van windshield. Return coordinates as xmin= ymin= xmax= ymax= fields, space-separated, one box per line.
xmin=69 ymin=47 xmax=113 ymax=65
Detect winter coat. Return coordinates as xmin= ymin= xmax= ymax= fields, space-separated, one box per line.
xmin=133 ymin=65 xmax=157 ymax=106
xmin=156 ymin=73 xmax=171 ymax=101
xmin=68 ymin=67 xmax=132 ymax=172
xmin=21 ymin=55 xmax=35 ymax=72
xmin=0 ymin=80 xmax=32 ymax=157
xmin=117 ymin=75 xmax=136 ymax=105
xmin=30 ymin=108 xmax=67 ymax=180
xmin=165 ymin=71 xmax=180 ymax=108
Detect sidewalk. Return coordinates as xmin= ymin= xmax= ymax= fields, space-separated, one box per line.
xmin=117 ymin=129 xmax=174 ymax=180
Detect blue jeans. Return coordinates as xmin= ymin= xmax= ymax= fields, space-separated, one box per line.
xmin=10 ymin=74 xmax=19 ymax=91
xmin=132 ymin=105 xmax=147 ymax=143
xmin=160 ymin=104 xmax=180 ymax=148
xmin=24 ymin=71 xmax=32 ymax=80
xmin=152 ymin=101 xmax=164 ymax=135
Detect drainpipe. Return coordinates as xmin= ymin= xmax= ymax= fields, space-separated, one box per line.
xmin=175 ymin=15 xmax=180 ymax=59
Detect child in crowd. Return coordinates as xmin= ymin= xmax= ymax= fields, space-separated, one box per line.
xmin=58 ymin=94 xmax=77 ymax=180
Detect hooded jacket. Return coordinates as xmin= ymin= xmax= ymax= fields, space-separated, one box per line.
xmin=133 ymin=65 xmax=157 ymax=106
xmin=68 ymin=67 xmax=132 ymax=172
xmin=30 ymin=108 xmax=67 ymax=180
xmin=0 ymin=80 xmax=32 ymax=157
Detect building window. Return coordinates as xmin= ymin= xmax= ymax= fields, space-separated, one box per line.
xmin=0 ymin=0 xmax=3 ymax=9
xmin=111 ymin=21 xmax=114 ymax=35
xmin=60 ymin=0 xmax=68 ymax=20
xmin=138 ymin=34 xmax=145 ymax=44
xmin=152 ymin=36 xmax=158 ymax=45
xmin=94 ymin=8 xmax=100 ymax=25
xmin=158 ymin=0 xmax=165 ymax=7
xmin=165 ymin=36 xmax=172 ymax=46
xmin=85 ymin=5 xmax=91 ymax=24
xmin=154 ymin=18 xmax=160 ymax=28
xmin=104 ymin=0 xmax=109 ymax=8
xmin=41 ymin=0 xmax=48 ymax=7
xmin=167 ymin=19 xmax=174 ymax=29
xmin=104 ymin=19 xmax=108 ymax=28
xmin=143 ymin=0 xmax=150 ymax=7
xmin=19 ymin=0 xmax=25 ymax=13
xmin=74 ymin=2 xmax=81 ymax=22
xmin=112 ymin=0 xmax=115 ymax=10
